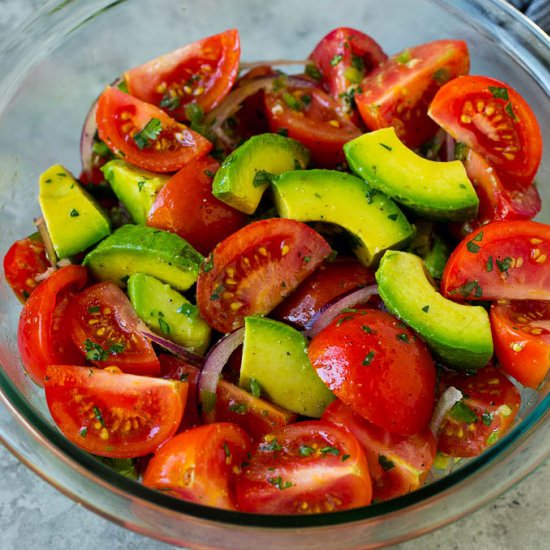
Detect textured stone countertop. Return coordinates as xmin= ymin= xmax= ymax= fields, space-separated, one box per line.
xmin=0 ymin=1 xmax=548 ymax=549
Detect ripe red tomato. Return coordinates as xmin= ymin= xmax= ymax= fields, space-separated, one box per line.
xmin=272 ymin=257 xmax=375 ymax=330
xmin=309 ymin=27 xmax=387 ymax=109
xmin=322 ymin=400 xmax=436 ymax=502
xmin=96 ymin=86 xmax=212 ymax=173
xmin=3 ymin=233 xmax=50 ymax=302
xmin=17 ymin=265 xmax=87 ymax=386
xmin=44 ymin=364 xmax=187 ymax=458
xmin=67 ymin=282 xmax=160 ymax=376
xmin=235 ymin=421 xmax=372 ymax=514
xmin=308 ymin=309 xmax=436 ymax=436
xmin=491 ymin=301 xmax=550 ymax=389
xmin=264 ymin=80 xmax=361 ymax=167
xmin=436 ymin=365 xmax=520 ymax=457
xmin=355 ymin=40 xmax=469 ymax=148
xmin=429 ymin=75 xmax=542 ymax=189
xmin=196 ymin=218 xmax=332 ymax=333
xmin=143 ymin=423 xmax=251 ymax=510
xmin=441 ymin=221 xmax=550 ymax=301
xmin=147 ymin=156 xmax=247 ymax=255
xmin=125 ymin=30 xmax=240 ymax=121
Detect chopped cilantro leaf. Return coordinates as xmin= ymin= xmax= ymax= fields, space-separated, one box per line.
xmin=177 ymin=303 xmax=197 ymax=318
xmin=379 ymin=143 xmax=392 ymax=151
xmin=69 ymin=208 xmax=80 ymax=217
xmin=282 ymin=92 xmax=302 ymax=111
xmin=305 ymin=64 xmax=322 ymax=81
xmin=228 ymin=402 xmax=248 ymax=415
xmin=93 ymin=406 xmax=105 ymax=427
xmin=486 ymin=256 xmax=494 ymax=272
xmin=363 ymin=351 xmax=375 ymax=366
xmin=268 ymin=476 xmax=293 ymax=490
xmin=320 ymin=446 xmax=340 ymax=456
xmin=330 ymin=54 xmax=343 ymax=66
xmin=449 ymin=400 xmax=477 ymax=424
xmin=488 ymin=86 xmax=509 ymax=100
xmin=249 ymin=377 xmax=261 ymax=398
xmin=496 ymin=257 xmax=513 ymax=273
xmin=160 ymin=93 xmax=181 ymax=111
xmin=396 ymin=49 xmax=411 ymax=64
xmin=481 ymin=411 xmax=493 ymax=426
xmin=299 ymin=445 xmax=315 ymax=457
xmin=260 ymin=438 xmax=282 ymax=452
xmin=134 ymin=118 xmax=162 ymax=150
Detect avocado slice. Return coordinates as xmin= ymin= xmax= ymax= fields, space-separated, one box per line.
xmin=272 ymin=169 xmax=414 ymax=266
xmin=376 ymin=250 xmax=493 ymax=370
xmin=127 ymin=273 xmax=210 ymax=355
xmin=212 ymin=133 xmax=310 ymax=214
xmin=102 ymin=160 xmax=169 ymax=224
xmin=83 ymin=224 xmax=203 ymax=291
xmin=39 ymin=164 xmax=111 ymax=258
xmin=344 ymin=127 xmax=479 ymax=222
xmin=239 ymin=316 xmax=334 ymax=417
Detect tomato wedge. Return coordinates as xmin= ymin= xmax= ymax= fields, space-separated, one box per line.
xmin=197 ymin=218 xmax=332 ymax=333
xmin=308 ymin=309 xmax=436 ymax=436
xmin=96 ymin=86 xmax=212 ymax=173
xmin=264 ymin=79 xmax=361 ymax=168
xmin=491 ymin=300 xmax=550 ymax=389
xmin=322 ymin=400 xmax=436 ymax=502
xmin=441 ymin=221 xmax=550 ymax=301
xmin=355 ymin=40 xmax=469 ymax=148
xmin=17 ymin=265 xmax=87 ymax=386
xmin=125 ymin=30 xmax=240 ymax=121
xmin=45 ymin=364 xmax=187 ymax=458
xmin=236 ymin=421 xmax=372 ymax=514
xmin=143 ymin=423 xmax=251 ymax=510
xmin=436 ymin=365 xmax=520 ymax=457
xmin=147 ymin=156 xmax=247 ymax=255
xmin=67 ymin=282 xmax=160 ymax=376
xmin=429 ymin=75 xmax=542 ymax=189
xmin=3 ymin=233 xmax=50 ymax=302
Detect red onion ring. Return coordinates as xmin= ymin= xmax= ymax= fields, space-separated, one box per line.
xmin=140 ymin=329 xmax=205 ymax=368
xmin=34 ymin=217 xmax=57 ymax=267
xmin=305 ymin=285 xmax=379 ymax=338
xmin=198 ymin=328 xmax=245 ymax=421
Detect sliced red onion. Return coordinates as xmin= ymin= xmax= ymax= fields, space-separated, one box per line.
xmin=430 ymin=386 xmax=463 ymax=435
xmin=306 ymin=284 xmax=379 ymax=337
xmin=445 ymin=132 xmax=456 ymax=162
xmin=198 ymin=328 xmax=245 ymax=421
xmin=140 ymin=329 xmax=204 ymax=368
xmin=34 ymin=216 xmax=57 ymax=267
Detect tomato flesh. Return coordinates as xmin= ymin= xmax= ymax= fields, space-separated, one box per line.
xmin=236 ymin=421 xmax=372 ymax=514
xmin=96 ymin=86 xmax=212 ymax=173
xmin=143 ymin=423 xmax=251 ymax=510
xmin=67 ymin=282 xmax=160 ymax=376
xmin=322 ymin=400 xmax=436 ymax=501
xmin=147 ymin=156 xmax=247 ymax=255
xmin=429 ymin=75 xmax=542 ymax=188
xmin=197 ymin=218 xmax=332 ymax=333
xmin=491 ymin=301 xmax=550 ymax=389
xmin=45 ymin=364 xmax=187 ymax=458
xmin=125 ymin=30 xmax=240 ymax=121
xmin=355 ymin=40 xmax=469 ymax=148
xmin=436 ymin=365 xmax=520 ymax=457
xmin=441 ymin=221 xmax=550 ymax=301
xmin=308 ymin=309 xmax=436 ymax=436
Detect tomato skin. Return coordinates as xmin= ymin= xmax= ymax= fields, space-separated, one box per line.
xmin=96 ymin=86 xmax=212 ymax=173
xmin=273 ymin=257 xmax=375 ymax=330
xmin=309 ymin=27 xmax=387 ymax=107
xmin=143 ymin=423 xmax=251 ymax=510
xmin=308 ymin=309 xmax=436 ymax=436
xmin=355 ymin=40 xmax=469 ymax=148
xmin=491 ymin=301 xmax=550 ymax=389
xmin=146 ymin=156 xmax=247 ymax=255
xmin=264 ymin=82 xmax=361 ymax=168
xmin=441 ymin=221 xmax=550 ymax=301
xmin=322 ymin=400 xmax=436 ymax=502
xmin=197 ymin=218 xmax=332 ymax=333
xmin=429 ymin=75 xmax=542 ymax=189
xmin=236 ymin=421 xmax=372 ymax=514
xmin=125 ymin=30 xmax=240 ymax=121
xmin=3 ymin=234 xmax=50 ymax=302
xmin=67 ymin=282 xmax=160 ymax=376
xmin=17 ymin=265 xmax=88 ymax=386
xmin=436 ymin=365 xmax=520 ymax=457
xmin=44 ymin=364 xmax=187 ymax=458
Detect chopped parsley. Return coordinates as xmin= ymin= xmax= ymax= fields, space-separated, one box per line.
xmin=260 ymin=438 xmax=282 ymax=452
xmin=268 ymin=476 xmax=293 ymax=490
xmin=305 ymin=64 xmax=322 ymax=81
xmin=282 ymin=92 xmax=302 ymax=111
xmin=488 ymin=86 xmax=509 ymax=100
xmin=362 ymin=351 xmax=375 ymax=366
xmin=223 ymin=442 xmax=231 ymax=458
xmin=249 ymin=377 xmax=261 ymax=398
xmin=505 ymin=102 xmax=517 ymax=120
xmin=351 ymin=54 xmax=365 ymax=73
xmin=92 ymin=140 xmax=111 ymax=158
xmin=433 ymin=67 xmax=450 ymax=84
xmin=84 ymin=339 xmax=125 ymax=362
xmin=422 ymin=305 xmax=430 ymax=313
xmin=449 ymin=279 xmax=483 ymax=298
xmin=203 ymin=169 xmax=214 ymax=178
xmin=177 ymin=302 xmax=197 ymax=318
xmin=88 ymin=306 xmax=100 ymax=314
xmin=277 ymin=128 xmax=289 ymax=137
xmin=158 ymin=316 xmax=171 ymax=335
xmin=79 ymin=427 xmax=88 ymax=438
xmin=361 ymin=324 xmax=374 ymax=334
xmin=69 ymin=208 xmax=80 ymax=217
xmin=133 ymin=118 xmax=162 ymax=150
xmin=379 ymin=143 xmax=392 ymax=152
xmin=481 ymin=411 xmax=494 ymax=426
xmin=299 ymin=445 xmax=315 ymax=457
xmin=320 ymin=446 xmax=340 ymax=456
xmin=253 ymin=170 xmax=275 ymax=187
xmin=137 ymin=179 xmax=146 ymax=192
xmin=378 ymin=455 xmax=395 ymax=471
xmin=396 ymin=49 xmax=412 ymax=65
xmin=228 ymin=402 xmax=248 ymax=415
xmin=184 ymin=102 xmax=205 ymax=126
xmin=387 ymin=213 xmax=399 ymax=221
xmin=210 ymin=283 xmax=225 ymax=300
xmin=397 ymin=333 xmax=410 ymax=343
xmin=486 ymin=256 xmax=494 ymax=272
xmin=202 ymin=255 xmax=214 ymax=273
xmin=160 ymin=93 xmax=181 ymax=111
xmin=449 ymin=400 xmax=477 ymax=424
xmin=496 ymin=256 xmax=513 ymax=273
xmin=93 ymin=406 xmax=105 ymax=427
xmin=486 ymin=431 xmax=500 ymax=445
xmin=342 ymin=454 xmax=351 ymax=462
xmin=330 ymin=54 xmax=343 ymax=66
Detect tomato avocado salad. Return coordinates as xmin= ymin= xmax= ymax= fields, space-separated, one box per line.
xmin=3 ymin=27 xmax=546 ymax=514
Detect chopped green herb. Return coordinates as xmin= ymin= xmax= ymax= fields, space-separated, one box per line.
xmin=472 ymin=232 xmax=484 ymax=242
xmin=305 ymin=64 xmax=322 ymax=81
xmin=363 ymin=351 xmax=375 ymax=366
xmin=449 ymin=280 xmax=483 ymax=299
xmin=202 ymin=255 xmax=214 ymax=273
xmin=486 ymin=431 xmax=500 ymax=445
xmin=223 ymin=442 xmax=231 ymax=458
xmin=117 ymin=80 xmax=129 ymax=93
xmin=158 ymin=316 xmax=171 ymax=335
xmin=282 ymin=92 xmax=302 ymax=111
xmin=422 ymin=305 xmax=430 ymax=313
xmin=320 ymin=446 xmax=340 ymax=456
xmin=326 ymin=250 xmax=338 ymax=262
xmin=177 ymin=303 xmax=197 ymax=318
xmin=229 ymin=402 xmax=248 ymax=415
xmin=378 ymin=455 xmax=395 ymax=471
xmin=277 ymin=128 xmax=289 ymax=137
xmin=160 ymin=93 xmax=181 ymax=111
xmin=79 ymin=427 xmax=88 ymax=438
xmin=303 ymin=256 xmax=311 ymax=263
xmin=505 ymin=102 xmax=517 ymax=120
xmin=351 ymin=54 xmax=365 ymax=73
xmin=69 ymin=208 xmax=80 ymax=217
xmin=260 ymin=438 xmax=282 ymax=452
xmin=365 ymin=187 xmax=380 ymax=204
xmin=454 ymin=142 xmax=469 ymax=161
xmin=210 ymin=284 xmax=225 ymax=301
xmin=301 ymin=94 xmax=312 ymax=106
xmin=93 ymin=406 xmax=105 ymax=427
xmin=449 ymin=400 xmax=478 ymax=424
xmin=88 ymin=306 xmax=100 ymax=314
xmin=496 ymin=257 xmax=513 ymax=273
xmin=387 ymin=213 xmax=399 ymax=221
xmin=299 ymin=445 xmax=315 ymax=457
xmin=204 ymin=169 xmax=214 ymax=178
xmin=361 ymin=325 xmax=374 ymax=334
xmin=488 ymin=86 xmax=509 ymax=100
xmin=184 ymin=102 xmax=205 ymax=126
xmin=433 ymin=67 xmax=450 ymax=84
xmin=379 ymin=143 xmax=392 ymax=152
xmin=92 ymin=140 xmax=111 ymax=158
xmin=486 ymin=256 xmax=494 ymax=272
xmin=330 ymin=54 xmax=343 ymax=66
xmin=342 ymin=454 xmax=351 ymax=461
xmin=466 ymin=241 xmax=480 ymax=254
xmin=249 ymin=377 xmax=261 ymax=398
xmin=134 ymin=118 xmax=162 ymax=150
xmin=397 ymin=333 xmax=409 ymax=343
xmin=268 ymin=476 xmax=293 ymax=490
xmin=396 ymin=49 xmax=411 ymax=64
xmin=481 ymin=411 xmax=493 ymax=426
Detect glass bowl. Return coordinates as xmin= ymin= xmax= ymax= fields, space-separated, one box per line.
xmin=0 ymin=0 xmax=549 ymax=548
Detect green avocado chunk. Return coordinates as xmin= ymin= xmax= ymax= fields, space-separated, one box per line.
xmin=212 ymin=133 xmax=310 ymax=214
xmin=39 ymin=164 xmax=111 ymax=258
xmin=376 ymin=250 xmax=493 ymax=370
xmin=272 ymin=169 xmax=414 ymax=266
xmin=127 ymin=273 xmax=211 ymax=355
xmin=102 ymin=160 xmax=169 ymax=224
xmin=83 ymin=224 xmax=203 ymax=291
xmin=239 ymin=316 xmax=334 ymax=417
xmin=344 ymin=127 xmax=479 ymax=222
